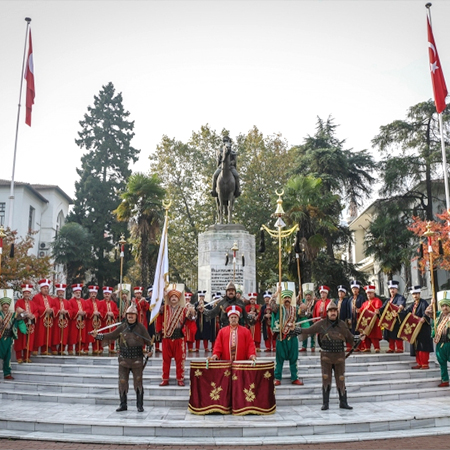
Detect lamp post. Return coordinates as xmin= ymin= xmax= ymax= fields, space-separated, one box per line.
xmin=261 ymin=190 xmax=299 ymax=296
xmin=118 ymin=234 xmax=127 ymax=318
xmin=231 ymin=242 xmax=239 ymax=282
xmin=423 ymin=222 xmax=438 ymax=333
xmin=0 ymin=226 xmax=5 ymax=277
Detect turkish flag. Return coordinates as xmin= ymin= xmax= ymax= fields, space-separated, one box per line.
xmin=24 ymin=30 xmax=35 ymax=126
xmin=428 ymin=15 xmax=447 ymax=113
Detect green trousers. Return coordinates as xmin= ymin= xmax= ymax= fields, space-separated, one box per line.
xmin=300 ymin=321 xmax=315 ymax=348
xmin=275 ymin=336 xmax=298 ymax=381
xmin=436 ymin=342 xmax=450 ymax=382
xmin=0 ymin=336 xmax=13 ymax=377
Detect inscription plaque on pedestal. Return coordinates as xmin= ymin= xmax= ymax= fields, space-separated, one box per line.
xmin=198 ymin=224 xmax=256 ymax=297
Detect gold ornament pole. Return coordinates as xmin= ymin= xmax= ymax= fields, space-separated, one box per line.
xmin=261 ymin=190 xmax=298 ymax=340
xmin=296 ymin=253 xmax=302 ymax=300
xmin=118 ymin=234 xmax=127 ymax=319
xmin=423 ymin=222 xmax=437 ymax=334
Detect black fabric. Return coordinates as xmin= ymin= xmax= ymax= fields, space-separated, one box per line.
xmin=167 ymin=328 xmax=184 ymax=340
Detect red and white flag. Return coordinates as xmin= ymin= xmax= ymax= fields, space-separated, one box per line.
xmin=427 ymin=15 xmax=447 ymax=113
xmin=24 ymin=29 xmax=35 ymax=126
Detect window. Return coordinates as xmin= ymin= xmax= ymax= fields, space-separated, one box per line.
xmin=28 ymin=206 xmax=35 ymax=234
xmin=0 ymin=202 xmax=5 ymax=226
xmin=418 ymin=267 xmax=427 ymax=288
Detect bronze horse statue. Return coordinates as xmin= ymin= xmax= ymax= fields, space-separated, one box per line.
xmin=216 ymin=140 xmax=236 ymax=224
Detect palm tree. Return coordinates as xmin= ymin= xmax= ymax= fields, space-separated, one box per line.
xmin=114 ymin=173 xmax=165 ymax=287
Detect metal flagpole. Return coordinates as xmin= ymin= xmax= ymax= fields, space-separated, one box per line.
xmin=427 ymin=4 xmax=450 ymax=212
xmin=9 ymin=17 xmax=32 ymax=230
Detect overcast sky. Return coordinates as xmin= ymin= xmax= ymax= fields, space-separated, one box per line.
xmin=1 ymin=0 xmax=449 ymax=205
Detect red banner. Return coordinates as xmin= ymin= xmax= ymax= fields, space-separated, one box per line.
xmin=188 ymin=360 xmax=232 ymax=415
xmin=379 ymin=302 xmax=399 ymax=332
xmin=231 ymin=360 xmax=276 ymax=416
xmin=397 ymin=313 xmax=423 ymax=344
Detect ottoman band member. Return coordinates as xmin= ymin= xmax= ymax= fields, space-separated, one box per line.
xmin=294 ymin=302 xmax=359 ymax=410
xmin=91 ymin=304 xmax=152 ymax=412
xmin=1 ymin=296 xmax=27 ymax=380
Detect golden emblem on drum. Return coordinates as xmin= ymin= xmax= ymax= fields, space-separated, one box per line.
xmin=243 ymin=383 xmax=256 ymax=402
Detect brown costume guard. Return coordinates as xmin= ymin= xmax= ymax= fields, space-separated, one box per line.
xmin=295 ymin=302 xmax=357 ymax=410
xmin=92 ymin=304 xmax=152 ymax=412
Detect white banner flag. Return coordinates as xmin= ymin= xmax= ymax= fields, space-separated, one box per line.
xmin=150 ymin=215 xmax=169 ymax=324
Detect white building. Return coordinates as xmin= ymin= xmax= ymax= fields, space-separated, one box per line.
xmin=346 ymin=180 xmax=449 ymax=301
xmin=0 ymin=180 xmax=72 ymax=282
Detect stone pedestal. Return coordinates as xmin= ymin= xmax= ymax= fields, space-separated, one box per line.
xmin=198 ymin=224 xmax=256 ymax=297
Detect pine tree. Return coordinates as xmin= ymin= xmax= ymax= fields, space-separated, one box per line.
xmin=68 ymin=82 xmax=140 ymax=287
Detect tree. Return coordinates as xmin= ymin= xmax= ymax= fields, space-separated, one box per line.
xmin=149 ymin=125 xmax=295 ymax=291
xmin=372 ymin=100 xmax=450 ymax=221
xmin=52 ymin=223 xmax=93 ymax=284
xmin=114 ymin=173 xmax=165 ymax=287
xmin=286 ymin=116 xmax=375 ymax=291
xmin=68 ymin=82 xmax=140 ymax=287
xmin=364 ymin=201 xmax=416 ymax=282
xmin=0 ymin=229 xmax=52 ymax=292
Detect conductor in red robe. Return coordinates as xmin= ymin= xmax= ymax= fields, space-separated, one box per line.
xmin=210 ymin=305 xmax=256 ymax=362
xmin=52 ymin=283 xmax=72 ymax=355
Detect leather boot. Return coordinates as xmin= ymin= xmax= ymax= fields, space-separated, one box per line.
xmin=116 ymin=392 xmax=127 ymax=412
xmin=321 ymin=385 xmax=330 ymax=410
xmin=338 ymin=389 xmax=353 ymax=410
xmin=136 ymin=389 xmax=144 ymax=412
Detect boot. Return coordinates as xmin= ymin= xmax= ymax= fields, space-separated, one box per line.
xmin=116 ymin=392 xmax=127 ymax=412
xmin=321 ymin=386 xmax=330 ymax=410
xmin=338 ymin=389 xmax=353 ymax=410
xmin=136 ymin=388 xmax=144 ymax=412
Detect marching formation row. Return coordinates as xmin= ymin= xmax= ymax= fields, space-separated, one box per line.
xmin=1 ymin=277 xmax=450 ymax=414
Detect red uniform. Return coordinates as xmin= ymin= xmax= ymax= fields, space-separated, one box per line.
xmin=156 ymin=303 xmax=194 ymax=382
xmin=212 ymin=325 xmax=256 ymax=361
xmin=136 ymin=298 xmax=149 ymax=326
xmin=313 ymin=298 xmax=331 ymax=319
xmin=102 ymin=299 xmax=119 ymax=352
xmin=359 ymin=297 xmax=383 ymax=351
xmin=32 ymin=293 xmax=57 ymax=354
xmin=245 ymin=303 xmax=262 ymax=349
xmin=85 ymin=298 xmax=106 ymax=353
xmin=68 ymin=297 xmax=91 ymax=354
xmin=14 ymin=298 xmax=39 ymax=362
xmin=52 ymin=297 xmax=72 ymax=354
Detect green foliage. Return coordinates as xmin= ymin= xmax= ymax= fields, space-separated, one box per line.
xmin=52 ymin=223 xmax=93 ymax=284
xmin=149 ymin=125 xmax=294 ymax=291
xmin=364 ymin=201 xmax=416 ymax=281
xmin=285 ymin=116 xmax=374 ymax=286
xmin=372 ymin=100 xmax=450 ymax=220
xmin=68 ymin=82 xmax=139 ymax=287
xmin=114 ymin=173 xmax=165 ymax=287
xmin=0 ymin=229 xmax=52 ymax=292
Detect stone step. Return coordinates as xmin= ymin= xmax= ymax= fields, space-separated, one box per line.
xmin=7 ymin=365 xmax=440 ymax=387
xmin=1 ymin=376 xmax=444 ymax=406
xmin=0 ymin=397 xmax=450 ymax=444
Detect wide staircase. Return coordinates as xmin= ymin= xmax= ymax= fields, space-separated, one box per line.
xmin=0 ymin=349 xmax=449 ymax=445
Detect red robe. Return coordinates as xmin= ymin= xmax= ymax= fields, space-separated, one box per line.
xmin=32 ymin=293 xmax=57 ymax=351
xmin=14 ymin=298 xmax=39 ymax=357
xmin=52 ymin=297 xmax=72 ymax=350
xmin=68 ymin=297 xmax=92 ymax=350
xmin=85 ymin=298 xmax=106 ymax=352
xmin=313 ymin=299 xmax=330 ymax=319
xmin=213 ymin=325 xmax=256 ymax=361
xmin=135 ymin=297 xmax=149 ymax=326
xmin=245 ymin=304 xmax=262 ymax=345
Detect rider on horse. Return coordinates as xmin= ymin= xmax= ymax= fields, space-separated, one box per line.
xmin=211 ymin=136 xmax=241 ymax=198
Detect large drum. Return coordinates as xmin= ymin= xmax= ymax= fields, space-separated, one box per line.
xmin=231 ymin=360 xmax=276 ymax=415
xmin=188 ymin=360 xmax=232 ymax=415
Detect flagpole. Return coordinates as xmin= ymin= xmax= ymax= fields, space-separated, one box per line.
xmin=8 ymin=17 xmax=32 ymax=231
xmin=425 ymin=3 xmax=450 ymax=213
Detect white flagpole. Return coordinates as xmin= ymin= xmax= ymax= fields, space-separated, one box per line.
xmin=9 ymin=18 xmax=32 ymax=230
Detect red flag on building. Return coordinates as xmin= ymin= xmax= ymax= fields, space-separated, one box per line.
xmin=24 ymin=30 xmax=35 ymax=126
xmin=427 ymin=15 xmax=447 ymax=113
